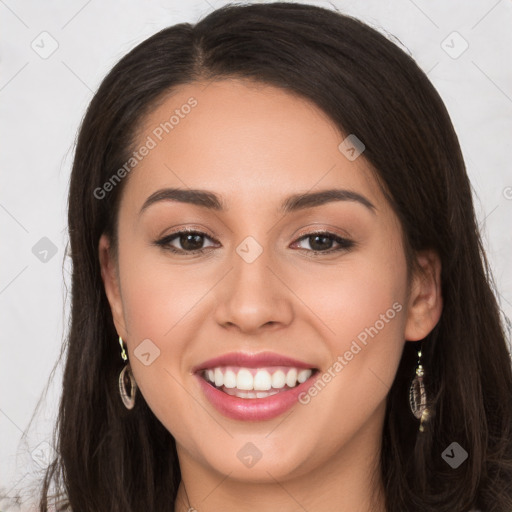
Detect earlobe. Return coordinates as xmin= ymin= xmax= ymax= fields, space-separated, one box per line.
xmin=404 ymin=249 xmax=443 ymax=342
xmin=98 ymin=234 xmax=128 ymax=339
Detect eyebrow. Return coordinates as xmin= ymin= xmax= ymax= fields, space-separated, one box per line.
xmin=139 ymin=187 xmax=376 ymax=216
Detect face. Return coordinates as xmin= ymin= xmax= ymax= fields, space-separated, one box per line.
xmin=100 ymin=78 xmax=442 ymax=486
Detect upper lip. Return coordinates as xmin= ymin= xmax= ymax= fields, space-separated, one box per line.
xmin=192 ymin=351 xmax=317 ymax=373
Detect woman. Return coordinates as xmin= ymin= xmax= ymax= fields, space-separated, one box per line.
xmin=37 ymin=2 xmax=512 ymax=511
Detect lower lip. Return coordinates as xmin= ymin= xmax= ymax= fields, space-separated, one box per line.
xmin=195 ymin=372 xmax=319 ymax=421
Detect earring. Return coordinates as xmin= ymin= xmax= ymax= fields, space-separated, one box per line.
xmin=118 ymin=336 xmax=137 ymax=410
xmin=409 ymin=345 xmax=429 ymax=432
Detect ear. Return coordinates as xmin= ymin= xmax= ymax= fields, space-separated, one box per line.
xmin=404 ymin=249 xmax=443 ymax=341
xmin=98 ymin=233 xmax=128 ymax=339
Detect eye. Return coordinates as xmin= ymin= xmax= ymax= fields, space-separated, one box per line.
xmin=153 ymin=229 xmax=219 ymax=254
xmin=153 ymin=229 xmax=355 ymax=255
xmin=292 ymin=231 xmax=355 ymax=253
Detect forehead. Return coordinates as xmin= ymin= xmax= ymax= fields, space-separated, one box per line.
xmin=120 ymin=78 xmax=385 ymax=216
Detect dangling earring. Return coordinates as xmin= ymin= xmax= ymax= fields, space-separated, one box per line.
xmin=118 ymin=336 xmax=137 ymax=410
xmin=409 ymin=344 xmax=429 ymax=432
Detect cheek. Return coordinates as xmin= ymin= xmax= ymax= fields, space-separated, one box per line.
xmin=292 ymin=238 xmax=407 ymax=440
xmin=304 ymin=268 xmax=406 ymax=402
xmin=118 ymin=238 xmax=212 ymax=342
xmin=289 ymin=238 xmax=407 ymax=356
xmin=115 ymin=239 xmax=203 ymax=423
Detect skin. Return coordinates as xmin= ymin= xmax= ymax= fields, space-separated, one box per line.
xmin=99 ymin=78 xmax=443 ymax=512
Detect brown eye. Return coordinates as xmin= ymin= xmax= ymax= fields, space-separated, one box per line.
xmin=293 ymin=232 xmax=355 ymax=253
xmin=154 ymin=230 xmax=218 ymax=254
xmin=177 ymin=233 xmax=205 ymax=251
xmin=153 ymin=229 xmax=354 ymax=255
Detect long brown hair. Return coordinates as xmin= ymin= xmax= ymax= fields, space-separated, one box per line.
xmin=35 ymin=2 xmax=512 ymax=510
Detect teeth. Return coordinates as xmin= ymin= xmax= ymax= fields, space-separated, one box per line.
xmin=223 ymin=370 xmax=237 ymax=389
xmin=237 ymin=369 xmax=253 ymax=390
xmin=286 ymin=368 xmax=298 ymax=387
xmin=203 ymin=366 xmax=314 ymax=391
xmin=214 ymin=368 xmax=223 ymax=387
xmin=271 ymin=370 xmax=286 ymax=389
xmin=298 ymin=369 xmax=312 ymax=383
xmin=254 ymin=370 xmax=272 ymax=390
xmin=223 ymin=388 xmax=281 ymax=399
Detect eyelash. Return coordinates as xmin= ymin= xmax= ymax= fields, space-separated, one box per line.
xmin=153 ymin=228 xmax=355 ymax=255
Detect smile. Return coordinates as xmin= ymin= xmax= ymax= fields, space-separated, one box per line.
xmin=192 ymin=351 xmax=320 ymax=421
xmin=201 ymin=366 xmax=315 ymax=399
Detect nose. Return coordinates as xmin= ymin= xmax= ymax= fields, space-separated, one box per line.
xmin=214 ymin=244 xmax=294 ymax=334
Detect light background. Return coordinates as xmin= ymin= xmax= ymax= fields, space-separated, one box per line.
xmin=1 ymin=0 xmax=511 ymax=509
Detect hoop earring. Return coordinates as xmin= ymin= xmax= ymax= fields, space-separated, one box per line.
xmin=118 ymin=336 xmax=137 ymax=410
xmin=409 ymin=345 xmax=429 ymax=432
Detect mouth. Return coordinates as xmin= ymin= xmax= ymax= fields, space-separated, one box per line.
xmin=199 ymin=365 xmax=319 ymax=399
xmin=192 ymin=351 xmax=320 ymax=420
